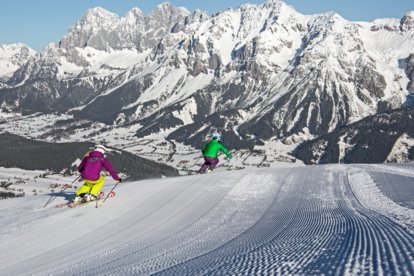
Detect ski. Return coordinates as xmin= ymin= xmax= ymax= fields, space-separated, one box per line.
xmin=55 ymin=192 xmax=105 ymax=208
xmin=68 ymin=199 xmax=97 ymax=208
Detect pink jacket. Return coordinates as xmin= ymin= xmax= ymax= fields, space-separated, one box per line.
xmin=78 ymin=151 xmax=121 ymax=181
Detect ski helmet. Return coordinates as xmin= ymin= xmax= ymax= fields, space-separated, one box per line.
xmin=95 ymin=144 xmax=108 ymax=154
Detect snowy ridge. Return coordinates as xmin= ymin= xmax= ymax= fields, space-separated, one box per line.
xmin=0 ymin=165 xmax=413 ymax=274
xmin=0 ymin=44 xmax=35 ymax=85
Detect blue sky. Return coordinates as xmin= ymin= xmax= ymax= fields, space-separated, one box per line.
xmin=1 ymin=0 xmax=413 ymax=51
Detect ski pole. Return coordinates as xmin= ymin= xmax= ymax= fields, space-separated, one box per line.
xmin=220 ymin=150 xmax=236 ymax=170
xmin=103 ymin=181 xmax=120 ymax=203
xmin=96 ymin=181 xmax=121 ymax=208
xmin=220 ymin=158 xmax=231 ymax=168
xmin=227 ymin=150 xmax=238 ymax=169
xmin=43 ymin=175 xmax=80 ymax=207
xmin=192 ymin=155 xmax=202 ymax=166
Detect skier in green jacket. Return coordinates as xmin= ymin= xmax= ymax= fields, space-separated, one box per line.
xmin=199 ymin=135 xmax=232 ymax=174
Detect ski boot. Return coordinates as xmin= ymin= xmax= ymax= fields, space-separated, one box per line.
xmin=82 ymin=193 xmax=97 ymax=203
xmin=72 ymin=195 xmax=83 ymax=203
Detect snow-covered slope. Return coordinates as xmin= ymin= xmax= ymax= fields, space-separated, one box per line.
xmin=0 ymin=165 xmax=413 ymax=274
xmin=293 ymin=106 xmax=414 ymax=164
xmin=0 ymin=44 xmax=35 ymax=87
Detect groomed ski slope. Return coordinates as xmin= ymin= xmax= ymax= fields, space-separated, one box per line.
xmin=0 ymin=164 xmax=413 ymax=275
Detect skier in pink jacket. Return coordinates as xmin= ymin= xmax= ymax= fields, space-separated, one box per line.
xmin=73 ymin=145 xmax=122 ymax=203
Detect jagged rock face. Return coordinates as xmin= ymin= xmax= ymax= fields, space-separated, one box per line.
xmin=0 ymin=77 xmax=115 ymax=114
xmin=1 ymin=1 xmax=414 ymax=150
xmin=58 ymin=4 xmax=194 ymax=52
xmin=59 ymin=7 xmax=120 ymax=50
xmin=0 ymin=44 xmax=36 ymax=86
xmin=406 ymin=54 xmax=414 ymax=92
xmin=74 ymin=74 xmax=154 ymax=123
xmin=400 ymin=11 xmax=414 ymax=32
xmin=293 ymin=107 xmax=414 ymax=164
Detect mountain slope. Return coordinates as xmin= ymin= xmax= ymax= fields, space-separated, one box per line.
xmin=0 ymin=44 xmax=35 ymax=88
xmin=0 ymin=132 xmax=178 ymax=180
xmin=0 ymin=165 xmax=413 ymax=274
xmin=293 ymin=106 xmax=414 ymax=164
xmin=0 ymin=1 xmax=413 ymax=152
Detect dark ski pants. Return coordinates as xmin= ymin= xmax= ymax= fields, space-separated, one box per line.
xmin=199 ymin=156 xmax=219 ymax=174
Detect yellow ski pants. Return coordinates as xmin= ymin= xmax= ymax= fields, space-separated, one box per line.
xmin=76 ymin=176 xmax=105 ymax=197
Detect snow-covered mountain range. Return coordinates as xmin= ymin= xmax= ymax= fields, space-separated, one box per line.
xmin=0 ymin=44 xmax=36 ymax=88
xmin=1 ymin=0 xmax=414 ymax=163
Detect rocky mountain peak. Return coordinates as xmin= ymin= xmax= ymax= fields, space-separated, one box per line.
xmin=1 ymin=1 xmax=414 ymax=154
xmin=119 ymin=8 xmax=145 ymax=39
xmin=146 ymin=2 xmax=191 ymax=32
xmin=262 ymin=0 xmax=295 ymax=13
xmin=81 ymin=7 xmax=119 ymax=26
xmin=124 ymin=7 xmax=145 ymax=21
xmin=0 ymin=43 xmax=35 ymax=59
xmin=149 ymin=2 xmax=190 ymax=21
xmin=192 ymin=9 xmax=210 ymax=23
xmin=58 ymin=7 xmax=119 ymax=50
xmin=0 ymin=44 xmax=36 ymax=81
xmin=148 ymin=2 xmax=190 ymax=18
xmin=400 ymin=11 xmax=414 ymax=31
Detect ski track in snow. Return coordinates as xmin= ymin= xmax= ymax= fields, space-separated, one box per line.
xmin=0 ymin=165 xmax=413 ymax=275
xmin=365 ymin=167 xmax=414 ymax=209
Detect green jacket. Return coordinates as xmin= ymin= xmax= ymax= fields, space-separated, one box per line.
xmin=201 ymin=139 xmax=232 ymax=159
